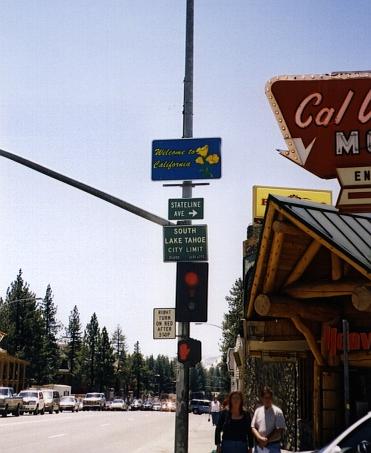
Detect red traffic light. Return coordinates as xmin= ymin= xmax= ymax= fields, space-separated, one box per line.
xmin=184 ymin=271 xmax=199 ymax=287
xmin=176 ymin=263 xmax=208 ymax=322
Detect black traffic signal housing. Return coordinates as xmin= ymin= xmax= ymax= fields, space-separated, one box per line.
xmin=175 ymin=262 xmax=208 ymax=322
xmin=177 ymin=338 xmax=201 ymax=367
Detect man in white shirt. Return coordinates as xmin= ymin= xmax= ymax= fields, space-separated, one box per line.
xmin=210 ymin=397 xmax=221 ymax=426
xmin=251 ymin=386 xmax=286 ymax=453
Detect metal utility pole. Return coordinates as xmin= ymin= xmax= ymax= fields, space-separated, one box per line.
xmin=174 ymin=1 xmax=194 ymax=452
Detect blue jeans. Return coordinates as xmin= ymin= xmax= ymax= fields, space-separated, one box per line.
xmin=255 ymin=443 xmax=281 ymax=453
xmin=222 ymin=440 xmax=247 ymax=453
xmin=211 ymin=412 xmax=220 ymax=425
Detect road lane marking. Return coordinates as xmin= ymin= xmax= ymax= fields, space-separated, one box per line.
xmin=48 ymin=433 xmax=66 ymax=439
xmin=0 ymin=415 xmax=72 ymax=428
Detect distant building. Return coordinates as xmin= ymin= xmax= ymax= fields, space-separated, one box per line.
xmin=0 ymin=331 xmax=29 ymax=392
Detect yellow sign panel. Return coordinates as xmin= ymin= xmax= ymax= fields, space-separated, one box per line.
xmin=253 ymin=186 xmax=333 ymax=219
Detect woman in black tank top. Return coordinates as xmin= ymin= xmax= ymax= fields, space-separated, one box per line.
xmin=215 ymin=391 xmax=254 ymax=453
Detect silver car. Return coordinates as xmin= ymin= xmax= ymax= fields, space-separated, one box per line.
xmin=59 ymin=396 xmax=79 ymax=412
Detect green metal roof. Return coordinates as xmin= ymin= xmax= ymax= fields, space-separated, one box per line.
xmin=268 ymin=195 xmax=371 ymax=274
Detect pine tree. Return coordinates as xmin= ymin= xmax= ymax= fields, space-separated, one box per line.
xmin=40 ymin=284 xmax=60 ymax=383
xmin=97 ymin=327 xmax=115 ymax=392
xmin=131 ymin=341 xmax=144 ymax=398
xmin=190 ymin=363 xmax=207 ymax=393
xmin=66 ymin=306 xmax=82 ymax=386
xmin=219 ymin=278 xmax=244 ymax=391
xmin=2 ymin=270 xmax=47 ymax=383
xmin=80 ymin=313 xmax=100 ymax=390
xmin=112 ymin=325 xmax=128 ymax=395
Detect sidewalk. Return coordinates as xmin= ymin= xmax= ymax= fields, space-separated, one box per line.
xmin=189 ymin=413 xmax=215 ymax=453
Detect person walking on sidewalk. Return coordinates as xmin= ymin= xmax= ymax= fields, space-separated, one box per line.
xmin=210 ymin=397 xmax=221 ymax=426
xmin=215 ymin=391 xmax=254 ymax=453
xmin=251 ymin=386 xmax=286 ymax=453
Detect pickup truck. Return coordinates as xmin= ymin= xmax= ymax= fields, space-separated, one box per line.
xmin=0 ymin=387 xmax=23 ymax=417
xmin=82 ymin=392 xmax=106 ymax=411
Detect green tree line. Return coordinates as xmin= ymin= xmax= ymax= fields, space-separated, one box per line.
xmin=0 ymin=270 xmax=224 ymax=396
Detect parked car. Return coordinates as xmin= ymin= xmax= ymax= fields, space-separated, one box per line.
xmin=190 ymin=399 xmax=210 ymax=415
xmin=142 ymin=400 xmax=153 ymax=411
xmin=82 ymin=392 xmax=106 ymax=411
xmin=152 ymin=401 xmax=161 ymax=411
xmin=105 ymin=400 xmax=113 ymax=411
xmin=0 ymin=387 xmax=23 ymax=417
xmin=130 ymin=399 xmax=142 ymax=411
xmin=18 ymin=390 xmax=45 ymax=415
xmin=314 ymin=412 xmax=371 ymax=453
xmin=59 ymin=396 xmax=79 ymax=412
xmin=41 ymin=389 xmax=60 ymax=414
xmin=111 ymin=399 xmax=128 ymax=411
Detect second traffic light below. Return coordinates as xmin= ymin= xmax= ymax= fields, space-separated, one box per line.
xmin=175 ymin=262 xmax=208 ymax=322
xmin=177 ymin=338 xmax=202 ymax=367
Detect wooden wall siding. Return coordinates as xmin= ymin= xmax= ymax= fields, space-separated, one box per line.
xmin=321 ymin=369 xmax=343 ymax=444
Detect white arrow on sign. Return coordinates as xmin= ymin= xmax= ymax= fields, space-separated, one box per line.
xmin=280 ymin=137 xmax=317 ymax=166
xmin=189 ymin=209 xmax=198 ymax=217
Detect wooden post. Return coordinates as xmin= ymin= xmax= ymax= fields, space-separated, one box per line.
xmin=263 ymin=231 xmax=284 ymax=293
xmin=284 ymin=240 xmax=321 ymax=287
xmin=352 ymin=285 xmax=371 ymax=312
xmin=331 ymin=253 xmax=343 ymax=281
xmin=291 ymin=316 xmax=325 ymax=366
xmin=0 ymin=359 xmax=4 ymax=386
xmin=313 ymin=360 xmax=322 ymax=447
xmin=284 ymin=279 xmax=365 ymax=299
xmin=254 ymin=294 xmax=339 ymax=322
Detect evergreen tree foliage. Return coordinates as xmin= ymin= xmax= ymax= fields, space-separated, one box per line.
xmin=190 ymin=363 xmax=207 ymax=393
xmin=219 ymin=278 xmax=244 ymax=391
xmin=40 ymin=284 xmax=60 ymax=383
xmin=112 ymin=325 xmax=129 ymax=395
xmin=131 ymin=341 xmax=144 ymax=398
xmin=66 ymin=305 xmax=82 ymax=386
xmin=97 ymin=326 xmax=115 ymax=392
xmin=1 ymin=270 xmax=48 ymax=383
xmin=80 ymin=313 xmax=100 ymax=390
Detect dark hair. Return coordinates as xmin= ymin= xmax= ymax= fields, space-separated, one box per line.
xmin=260 ymin=386 xmax=273 ymax=398
xmin=228 ymin=391 xmax=244 ymax=415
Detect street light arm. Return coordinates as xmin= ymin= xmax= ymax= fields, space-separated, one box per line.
xmin=195 ymin=322 xmax=223 ymax=330
xmin=0 ymin=148 xmax=173 ymax=227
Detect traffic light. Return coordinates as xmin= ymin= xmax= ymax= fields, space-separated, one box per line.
xmin=177 ymin=338 xmax=201 ymax=367
xmin=175 ymin=262 xmax=208 ymax=322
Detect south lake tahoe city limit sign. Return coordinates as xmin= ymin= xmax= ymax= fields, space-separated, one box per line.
xmin=266 ymin=72 xmax=371 ymax=211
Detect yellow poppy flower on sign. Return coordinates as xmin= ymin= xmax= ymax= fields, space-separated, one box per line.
xmin=206 ymin=154 xmax=220 ymax=165
xmin=195 ymin=156 xmax=204 ymax=165
xmin=196 ymin=145 xmax=209 ymax=158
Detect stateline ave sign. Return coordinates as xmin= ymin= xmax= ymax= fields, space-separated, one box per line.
xmin=266 ymin=73 xmax=371 ymax=180
xmin=168 ymin=198 xmax=204 ymax=220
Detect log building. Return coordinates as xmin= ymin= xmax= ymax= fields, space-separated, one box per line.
xmin=245 ymin=195 xmax=371 ymax=446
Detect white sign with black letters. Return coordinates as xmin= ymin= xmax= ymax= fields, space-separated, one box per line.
xmin=153 ymin=308 xmax=176 ymax=340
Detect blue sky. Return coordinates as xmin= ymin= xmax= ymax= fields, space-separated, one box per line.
xmin=1 ymin=0 xmax=370 ymax=358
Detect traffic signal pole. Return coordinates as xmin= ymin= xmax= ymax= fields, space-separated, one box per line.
xmin=174 ymin=1 xmax=194 ymax=452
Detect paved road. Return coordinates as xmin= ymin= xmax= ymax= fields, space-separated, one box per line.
xmin=0 ymin=410 xmax=215 ymax=453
